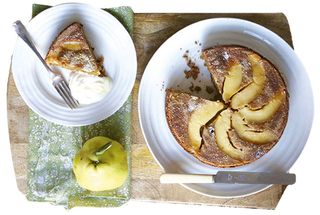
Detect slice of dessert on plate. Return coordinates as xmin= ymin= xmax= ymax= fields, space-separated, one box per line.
xmin=45 ymin=22 xmax=103 ymax=76
xmin=45 ymin=22 xmax=112 ymax=105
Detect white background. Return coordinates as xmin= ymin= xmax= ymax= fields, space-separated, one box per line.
xmin=0 ymin=0 xmax=319 ymax=214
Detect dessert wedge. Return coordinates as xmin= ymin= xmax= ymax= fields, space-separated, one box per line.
xmin=188 ymin=100 xmax=225 ymax=150
xmin=45 ymin=22 xmax=103 ymax=76
xmin=165 ymin=89 xmax=224 ymax=153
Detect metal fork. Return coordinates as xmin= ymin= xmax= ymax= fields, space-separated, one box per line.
xmin=12 ymin=20 xmax=79 ymax=109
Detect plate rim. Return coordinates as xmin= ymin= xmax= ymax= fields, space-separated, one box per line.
xmin=11 ymin=2 xmax=137 ymax=126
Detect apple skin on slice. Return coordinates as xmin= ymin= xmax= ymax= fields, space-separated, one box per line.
xmin=231 ymin=112 xmax=277 ymax=144
xmin=214 ymin=109 xmax=245 ymax=160
xmin=222 ymin=63 xmax=243 ymax=102
xmin=188 ymin=101 xmax=225 ymax=151
xmin=231 ymin=54 xmax=266 ymax=109
xmin=239 ymin=91 xmax=286 ymax=123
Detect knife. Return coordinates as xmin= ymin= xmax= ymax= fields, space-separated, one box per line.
xmin=160 ymin=171 xmax=296 ymax=185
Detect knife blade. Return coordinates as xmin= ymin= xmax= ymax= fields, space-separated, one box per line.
xmin=160 ymin=171 xmax=295 ymax=185
xmin=214 ymin=171 xmax=296 ymax=185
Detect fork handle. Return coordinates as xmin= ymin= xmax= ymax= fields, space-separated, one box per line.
xmin=13 ymin=20 xmax=55 ymax=77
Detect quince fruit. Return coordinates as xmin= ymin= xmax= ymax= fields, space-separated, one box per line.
xmin=73 ymin=136 xmax=128 ymax=191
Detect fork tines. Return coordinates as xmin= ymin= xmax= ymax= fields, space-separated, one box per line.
xmin=53 ymin=77 xmax=79 ymax=109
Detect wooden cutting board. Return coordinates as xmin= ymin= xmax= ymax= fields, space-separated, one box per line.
xmin=7 ymin=13 xmax=293 ymax=209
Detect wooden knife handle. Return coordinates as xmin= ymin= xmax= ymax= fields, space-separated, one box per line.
xmin=160 ymin=173 xmax=213 ymax=184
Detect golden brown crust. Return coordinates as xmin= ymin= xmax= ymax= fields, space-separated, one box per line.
xmin=202 ymin=45 xmax=287 ymax=108
xmin=202 ymin=45 xmax=254 ymax=95
xmin=248 ymin=59 xmax=287 ymax=109
xmin=165 ymin=45 xmax=289 ymax=168
xmin=48 ymin=23 xmax=89 ymax=49
xmin=166 ymin=95 xmax=288 ymax=168
xmin=199 ymin=123 xmax=247 ymax=167
xmin=165 ymin=89 xmax=207 ymax=154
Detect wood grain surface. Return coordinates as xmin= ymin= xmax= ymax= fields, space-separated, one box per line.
xmin=7 ymin=13 xmax=292 ymax=209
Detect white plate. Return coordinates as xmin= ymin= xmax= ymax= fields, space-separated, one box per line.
xmin=138 ymin=18 xmax=313 ymax=197
xmin=12 ymin=3 xmax=137 ymax=126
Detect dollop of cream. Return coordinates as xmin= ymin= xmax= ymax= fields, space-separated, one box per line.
xmin=69 ymin=72 xmax=112 ymax=105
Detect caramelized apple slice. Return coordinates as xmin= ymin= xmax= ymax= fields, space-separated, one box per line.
xmin=222 ymin=63 xmax=243 ymax=102
xmin=62 ymin=41 xmax=83 ymax=51
xmin=239 ymin=91 xmax=286 ymax=123
xmin=231 ymin=54 xmax=266 ymax=109
xmin=231 ymin=112 xmax=277 ymax=144
xmin=188 ymin=101 xmax=225 ymax=150
xmin=214 ymin=109 xmax=245 ymax=160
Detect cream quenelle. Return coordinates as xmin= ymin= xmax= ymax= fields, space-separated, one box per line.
xmin=69 ymin=71 xmax=112 ymax=105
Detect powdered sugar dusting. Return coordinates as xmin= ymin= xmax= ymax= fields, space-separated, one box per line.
xmin=241 ymin=59 xmax=251 ymax=70
xmin=222 ymin=51 xmax=230 ymax=60
xmin=188 ymin=97 xmax=200 ymax=112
